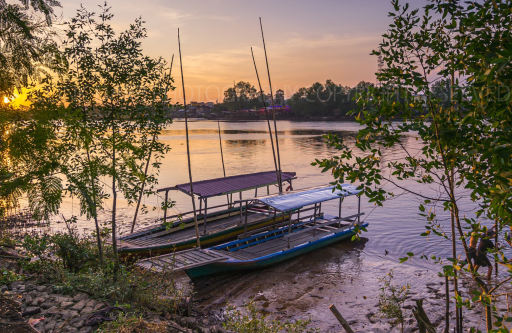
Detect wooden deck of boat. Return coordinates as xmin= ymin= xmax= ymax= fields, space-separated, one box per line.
xmin=137 ymin=248 xmax=230 ymax=271
xmin=120 ymin=211 xmax=274 ymax=249
xmin=218 ymin=217 xmax=359 ymax=259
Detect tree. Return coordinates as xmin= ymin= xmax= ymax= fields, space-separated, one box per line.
xmin=287 ymin=80 xmax=361 ymax=118
xmin=314 ymin=0 xmax=512 ymax=331
xmin=1 ymin=4 xmax=175 ymax=276
xmin=0 ymin=0 xmax=62 ymax=218
xmin=222 ymin=81 xmax=258 ymax=110
xmin=55 ymin=4 xmax=174 ymax=275
xmin=0 ymin=0 xmax=62 ymax=99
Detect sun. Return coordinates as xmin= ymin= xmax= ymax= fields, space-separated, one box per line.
xmin=3 ymin=96 xmax=9 ymax=104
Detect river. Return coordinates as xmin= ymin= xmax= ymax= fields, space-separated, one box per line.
xmin=57 ymin=120 xmax=493 ymax=331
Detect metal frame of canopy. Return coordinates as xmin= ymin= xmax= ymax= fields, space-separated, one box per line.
xmin=254 ymin=185 xmax=363 ymax=240
xmin=156 ymin=171 xmax=296 ymax=234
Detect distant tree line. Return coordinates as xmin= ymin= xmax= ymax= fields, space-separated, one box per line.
xmin=213 ymin=79 xmax=454 ymax=120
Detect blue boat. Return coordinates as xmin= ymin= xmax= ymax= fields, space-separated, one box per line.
xmin=137 ymin=184 xmax=367 ymax=279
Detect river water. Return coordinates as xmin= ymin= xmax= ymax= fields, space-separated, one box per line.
xmin=57 ymin=120 xmax=493 ymax=331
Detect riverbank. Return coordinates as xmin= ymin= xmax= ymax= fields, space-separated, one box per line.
xmin=0 ymin=242 xmax=227 ymax=333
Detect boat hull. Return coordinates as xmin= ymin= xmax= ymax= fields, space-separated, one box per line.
xmin=118 ymin=210 xmax=289 ymax=260
xmin=185 ymin=223 xmax=367 ymax=279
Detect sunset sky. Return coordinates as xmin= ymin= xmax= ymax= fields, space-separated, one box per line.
xmin=58 ymin=0 xmax=427 ymax=103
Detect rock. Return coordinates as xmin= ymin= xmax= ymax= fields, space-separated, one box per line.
xmin=82 ymin=306 xmax=94 ymax=314
xmin=62 ymin=309 xmax=79 ymax=320
xmin=40 ymin=301 xmax=53 ymax=310
xmin=71 ymin=300 xmax=87 ymax=311
xmin=0 ymin=285 xmax=8 ymax=292
xmin=85 ymin=299 xmax=96 ymax=307
xmin=72 ymin=293 xmax=88 ymax=302
xmin=73 ymin=319 xmax=84 ymax=328
xmin=93 ymin=302 xmax=105 ymax=311
xmin=36 ymin=285 xmax=47 ymax=292
xmin=55 ymin=295 xmax=70 ymax=304
xmin=44 ymin=305 xmax=61 ymax=315
xmin=22 ymin=306 xmax=41 ymax=316
xmin=23 ymin=295 xmax=33 ymax=304
xmin=61 ymin=301 xmax=74 ymax=308
xmin=32 ymin=297 xmax=45 ymax=306
xmin=45 ymin=321 xmax=56 ymax=332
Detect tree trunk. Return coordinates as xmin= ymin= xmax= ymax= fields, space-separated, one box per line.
xmin=111 ymin=125 xmax=119 ymax=281
xmin=86 ymin=147 xmax=103 ymax=265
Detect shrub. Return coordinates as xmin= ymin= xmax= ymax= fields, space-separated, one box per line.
xmin=378 ymin=270 xmax=410 ymax=333
xmin=223 ymin=300 xmax=316 ymax=333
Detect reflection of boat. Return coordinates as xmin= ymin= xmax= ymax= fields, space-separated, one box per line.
xmin=118 ymin=171 xmax=296 ymax=258
xmin=137 ymin=185 xmax=366 ymax=278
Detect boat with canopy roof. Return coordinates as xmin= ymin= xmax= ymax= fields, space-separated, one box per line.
xmin=136 ymin=184 xmax=367 ymax=278
xmin=118 ymin=171 xmax=296 ymax=258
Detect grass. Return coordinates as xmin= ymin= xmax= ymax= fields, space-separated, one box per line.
xmin=97 ymin=313 xmax=169 ymax=333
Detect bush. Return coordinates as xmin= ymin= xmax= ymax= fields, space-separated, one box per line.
xmin=378 ymin=270 xmax=410 ymax=333
xmin=0 ymin=268 xmax=23 ymax=285
xmin=97 ymin=313 xmax=169 ymax=333
xmin=223 ymin=300 xmax=316 ymax=333
xmin=51 ymin=232 xmax=95 ymax=272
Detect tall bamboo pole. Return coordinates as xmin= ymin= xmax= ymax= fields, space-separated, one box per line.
xmin=178 ymin=29 xmax=201 ymax=247
xmin=259 ymin=17 xmax=282 ymax=193
xmin=217 ymin=120 xmax=226 ymax=177
xmin=250 ymin=47 xmax=279 ymax=187
xmin=131 ymin=54 xmax=174 ymax=233
xmin=217 ymin=120 xmax=231 ymax=206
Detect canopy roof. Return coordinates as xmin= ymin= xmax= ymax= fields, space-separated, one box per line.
xmin=174 ymin=171 xmax=296 ymax=198
xmin=256 ymin=185 xmax=360 ymax=212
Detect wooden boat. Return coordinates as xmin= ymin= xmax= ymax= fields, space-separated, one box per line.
xmin=136 ymin=184 xmax=366 ymax=278
xmin=118 ymin=171 xmax=296 ymax=258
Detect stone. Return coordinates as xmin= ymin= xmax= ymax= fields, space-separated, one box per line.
xmin=45 ymin=321 xmax=56 ymax=332
xmin=72 ymin=293 xmax=88 ymax=302
xmin=24 ymin=283 xmax=35 ymax=292
xmin=22 ymin=306 xmax=41 ymax=316
xmin=0 ymin=285 xmax=7 ymax=293
xmin=71 ymin=300 xmax=87 ymax=311
xmin=44 ymin=305 xmax=61 ymax=315
xmin=85 ymin=299 xmax=97 ymax=309
xmin=23 ymin=295 xmax=33 ymax=304
xmin=36 ymin=285 xmax=47 ymax=292
xmin=62 ymin=309 xmax=79 ymax=320
xmin=61 ymin=301 xmax=74 ymax=309
xmin=40 ymin=301 xmax=53 ymax=310
xmin=32 ymin=297 xmax=45 ymax=306
xmin=93 ymin=302 xmax=105 ymax=311
xmin=82 ymin=306 xmax=94 ymax=314
xmin=10 ymin=281 xmax=24 ymax=289
xmin=55 ymin=295 xmax=70 ymax=303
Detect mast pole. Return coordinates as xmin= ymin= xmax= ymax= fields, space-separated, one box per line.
xmin=250 ymin=47 xmax=279 ymax=189
xmin=259 ymin=17 xmax=283 ymax=193
xmin=217 ymin=120 xmax=226 ymax=177
xmin=178 ymin=28 xmax=201 ymax=247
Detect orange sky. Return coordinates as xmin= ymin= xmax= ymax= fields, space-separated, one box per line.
xmin=56 ymin=1 xmax=428 ymax=103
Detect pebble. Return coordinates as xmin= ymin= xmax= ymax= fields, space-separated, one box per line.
xmin=22 ymin=306 xmax=41 ymax=316
xmin=71 ymin=299 xmax=87 ymax=311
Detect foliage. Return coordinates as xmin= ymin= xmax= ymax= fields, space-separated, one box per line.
xmin=219 ymin=81 xmax=260 ymax=111
xmin=378 ymin=271 xmax=410 ymax=332
xmin=19 ymin=231 xmax=185 ymax=313
xmin=313 ymin=0 xmax=511 ymax=331
xmin=288 ymin=80 xmax=370 ymax=119
xmin=0 ymin=0 xmax=62 ymax=99
xmin=223 ymin=300 xmax=316 ymax=333
xmin=97 ymin=313 xmax=169 ymax=333
xmin=0 ymin=268 xmax=23 ymax=286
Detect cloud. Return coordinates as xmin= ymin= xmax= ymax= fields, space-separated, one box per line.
xmin=170 ymin=33 xmax=379 ymax=102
